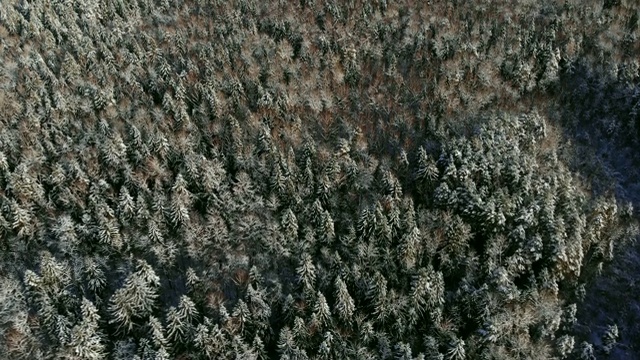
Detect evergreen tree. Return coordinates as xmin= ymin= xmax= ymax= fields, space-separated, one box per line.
xmin=296 ymin=253 xmax=316 ymax=295
xmin=311 ymin=291 xmax=332 ymax=331
xmin=63 ymin=298 xmax=106 ymax=360
xmin=334 ymin=277 xmax=355 ymax=324
xmin=108 ymin=260 xmax=160 ymax=334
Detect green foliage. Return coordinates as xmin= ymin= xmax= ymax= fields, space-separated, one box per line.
xmin=108 ymin=260 xmax=160 ymax=334
xmin=601 ymin=323 xmax=619 ymax=355
xmin=63 ymin=298 xmax=106 ymax=360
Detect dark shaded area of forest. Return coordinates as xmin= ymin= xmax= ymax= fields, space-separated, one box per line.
xmin=553 ymin=56 xmax=640 ymax=359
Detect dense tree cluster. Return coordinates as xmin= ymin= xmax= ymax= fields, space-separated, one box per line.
xmin=0 ymin=0 xmax=639 ymax=359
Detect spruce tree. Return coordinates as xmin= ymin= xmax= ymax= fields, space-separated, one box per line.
xmin=108 ymin=260 xmax=160 ymax=334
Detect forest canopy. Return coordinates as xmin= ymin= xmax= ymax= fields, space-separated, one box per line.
xmin=0 ymin=0 xmax=639 ymax=359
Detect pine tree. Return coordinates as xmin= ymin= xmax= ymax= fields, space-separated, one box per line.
xmin=63 ymin=298 xmax=106 ymax=360
xmin=445 ymin=338 xmax=465 ymax=360
xmin=398 ymin=226 xmax=421 ymax=271
xmin=394 ymin=342 xmax=413 ymax=360
xmin=334 ymin=277 xmax=355 ymax=324
xmin=317 ymin=331 xmax=333 ymax=359
xmin=556 ymin=335 xmax=574 ymax=359
xmin=602 ymin=324 xmax=619 ymax=355
xmin=415 ymin=146 xmax=439 ymax=193
xmin=168 ymin=174 xmax=192 ymax=228
xmin=252 ymin=335 xmax=268 ymax=360
xmin=0 ymin=275 xmax=37 ymax=359
xmin=245 ymin=284 xmax=271 ymax=336
xmin=194 ymin=319 xmax=230 ymax=359
xmin=375 ymin=206 xmax=393 ymax=247
xmin=296 ymin=253 xmax=316 ymax=295
xmin=117 ymin=186 xmax=136 ymax=223
xmin=366 ymin=271 xmax=389 ymax=323
xmin=53 ymin=215 xmax=80 ymax=256
xmin=231 ymin=299 xmax=251 ymax=335
xmin=410 ymin=266 xmax=445 ymax=315
xmin=10 ymin=199 xmax=34 ymax=239
xmin=357 ymin=207 xmax=375 ymax=242
xmin=23 ymin=254 xmax=77 ymax=349
xmin=166 ymin=295 xmax=199 ymax=347
xmin=108 ymin=260 xmax=160 ymax=333
xmin=577 ymin=342 xmax=596 ymax=360
xmin=318 ymin=210 xmax=335 ymax=244
xmin=281 ymin=208 xmax=299 ymax=242
xmin=311 ymin=291 xmax=332 ymax=331
xmin=277 ymin=326 xmax=297 ymax=358
xmin=423 ymin=336 xmax=444 ymax=360
xmin=83 ymin=257 xmax=107 ymax=296
xmin=148 ymin=316 xmax=170 ymax=355
xmin=95 ymin=211 xmax=123 ymax=250
xmin=292 ymin=316 xmax=308 ymax=344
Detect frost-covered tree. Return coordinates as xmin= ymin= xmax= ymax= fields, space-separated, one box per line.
xmin=108 ymin=260 xmax=160 ymax=333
